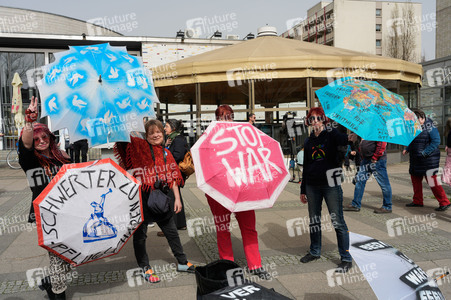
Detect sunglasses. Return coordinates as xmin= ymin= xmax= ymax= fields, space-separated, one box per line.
xmin=309 ymin=116 xmax=323 ymax=122
xmin=34 ymin=134 xmax=50 ymax=144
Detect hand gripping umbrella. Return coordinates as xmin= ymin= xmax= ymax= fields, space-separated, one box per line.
xmin=33 ymin=159 xmax=143 ymax=266
xmin=37 ymin=43 xmax=159 ymax=146
xmin=316 ymin=77 xmax=422 ymax=146
xmin=191 ymin=121 xmax=290 ymax=212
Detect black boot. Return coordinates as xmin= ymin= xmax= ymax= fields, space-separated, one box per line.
xmin=38 ymin=276 xmax=56 ymax=300
xmin=54 ymin=291 xmax=66 ymax=300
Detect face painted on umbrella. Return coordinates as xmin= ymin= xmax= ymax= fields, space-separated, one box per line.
xmin=147 ymin=126 xmax=164 ymax=145
xmin=34 ymin=132 xmax=50 ymax=151
xmin=164 ymin=122 xmax=173 ymax=135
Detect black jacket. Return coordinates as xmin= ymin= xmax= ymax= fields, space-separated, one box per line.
xmin=167 ymin=135 xmax=188 ymax=164
xmin=301 ymin=128 xmax=348 ymax=194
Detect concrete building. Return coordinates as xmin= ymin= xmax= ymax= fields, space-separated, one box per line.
xmin=281 ymin=0 xmax=422 ymax=63
xmin=436 ymin=0 xmax=451 ymax=59
xmin=0 ymin=6 xmax=238 ymax=150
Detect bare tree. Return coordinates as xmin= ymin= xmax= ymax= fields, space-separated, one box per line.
xmin=385 ymin=2 xmax=418 ymax=62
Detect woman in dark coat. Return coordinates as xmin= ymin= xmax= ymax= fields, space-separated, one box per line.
xmin=19 ymin=96 xmax=72 ymax=299
xmin=403 ymin=110 xmax=450 ymax=211
xmin=164 ymin=119 xmax=188 ymax=230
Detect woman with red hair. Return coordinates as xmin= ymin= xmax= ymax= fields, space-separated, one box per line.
xmin=19 ymin=96 xmax=71 ymax=299
xmin=204 ymin=105 xmax=270 ymax=279
xmin=299 ymin=107 xmax=353 ymax=273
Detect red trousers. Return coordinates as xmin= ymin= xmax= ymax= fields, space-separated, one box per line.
xmin=206 ymin=194 xmax=262 ymax=270
xmin=411 ymin=174 xmax=450 ymax=206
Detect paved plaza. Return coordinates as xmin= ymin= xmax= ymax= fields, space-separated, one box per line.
xmin=0 ymin=158 xmax=450 ymax=299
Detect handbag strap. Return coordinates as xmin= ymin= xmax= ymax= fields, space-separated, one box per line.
xmin=148 ymin=142 xmax=167 ymax=180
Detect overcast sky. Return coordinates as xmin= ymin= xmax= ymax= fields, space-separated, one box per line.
xmin=0 ymin=0 xmax=437 ymax=60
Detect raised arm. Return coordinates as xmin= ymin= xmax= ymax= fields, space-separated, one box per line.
xmin=22 ymin=96 xmax=39 ymax=149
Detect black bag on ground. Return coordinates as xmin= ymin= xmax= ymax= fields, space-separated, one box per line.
xmin=195 ymin=260 xmax=242 ymax=296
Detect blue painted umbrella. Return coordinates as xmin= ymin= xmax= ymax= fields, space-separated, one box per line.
xmin=37 ymin=43 xmax=158 ymax=146
xmin=315 ymin=77 xmax=421 ymax=146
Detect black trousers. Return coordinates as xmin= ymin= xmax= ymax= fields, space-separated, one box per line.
xmin=133 ymin=212 xmax=188 ymax=269
xmin=169 ymin=186 xmax=187 ymax=229
xmin=73 ymin=139 xmax=88 ymax=163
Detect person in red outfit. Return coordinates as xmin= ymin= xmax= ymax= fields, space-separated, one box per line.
xmin=205 ymin=105 xmax=270 ymax=279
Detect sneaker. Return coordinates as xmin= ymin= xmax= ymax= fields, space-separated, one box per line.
xmin=177 ymin=262 xmax=196 ymax=273
xmin=300 ymin=253 xmax=320 ymax=263
xmin=148 ymin=222 xmax=155 ymax=228
xmin=335 ymin=261 xmax=352 ymax=273
xmin=343 ymin=205 xmax=360 ymax=212
xmin=157 ymin=231 xmax=165 ymax=237
xmin=406 ymin=202 xmax=423 ymax=207
xmin=373 ymin=207 xmax=392 ymax=214
xmin=435 ymin=204 xmax=451 ymax=211
xmin=249 ymin=267 xmax=271 ymax=280
xmin=143 ymin=268 xmax=160 ymax=283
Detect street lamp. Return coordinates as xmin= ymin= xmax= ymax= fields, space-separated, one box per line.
xmin=243 ymin=33 xmax=255 ymax=40
xmin=176 ymin=30 xmax=185 ymax=42
xmin=210 ymin=30 xmax=222 ymax=39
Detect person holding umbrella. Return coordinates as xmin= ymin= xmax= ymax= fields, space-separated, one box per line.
xmin=204 ymin=105 xmax=270 ymax=280
xmin=403 ymin=110 xmax=450 ymax=211
xmin=19 ymin=96 xmax=72 ymax=299
xmin=114 ymin=119 xmax=196 ymax=283
xmin=299 ymin=107 xmax=353 ymax=273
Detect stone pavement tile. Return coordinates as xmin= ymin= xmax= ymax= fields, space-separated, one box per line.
xmin=139 ymin=284 xmax=197 ymax=299
xmin=347 ymin=288 xmax=378 ymax=300
xmin=188 ymin=187 xmax=208 ymax=206
xmin=0 ymin=179 xmax=28 ymax=191
xmin=79 ymin=291 xmax=140 ymax=300
xmin=277 ymin=273 xmax=356 ymax=299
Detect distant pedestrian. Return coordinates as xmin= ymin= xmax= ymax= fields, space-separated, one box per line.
xmin=343 ymin=138 xmax=392 ymax=213
xmin=299 ymin=107 xmax=353 ymax=273
xmin=248 ymin=113 xmax=256 ymax=126
xmin=73 ymin=139 xmax=88 ymax=163
xmin=164 ymin=119 xmax=188 ymax=231
xmin=403 ymin=110 xmax=450 ymax=211
xmin=442 ymin=118 xmax=451 ymax=186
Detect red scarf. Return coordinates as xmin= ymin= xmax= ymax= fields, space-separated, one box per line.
xmin=114 ymin=137 xmax=184 ymax=191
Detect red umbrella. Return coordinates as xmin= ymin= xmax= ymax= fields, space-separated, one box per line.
xmin=191 ymin=122 xmax=289 ymax=212
xmin=34 ymin=158 xmax=143 ymax=266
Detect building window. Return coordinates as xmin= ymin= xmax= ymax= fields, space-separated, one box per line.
xmin=376 ymin=9 xmax=381 ymax=16
xmin=376 ymin=24 xmax=381 ymax=32
xmin=376 ymin=40 xmax=381 ymax=47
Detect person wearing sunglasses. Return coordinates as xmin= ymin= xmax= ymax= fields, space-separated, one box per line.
xmin=299 ymin=107 xmax=353 ymax=273
xmin=19 ymin=96 xmax=72 ymax=300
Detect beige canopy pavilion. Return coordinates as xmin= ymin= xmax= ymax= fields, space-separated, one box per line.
xmin=152 ymin=36 xmax=422 ymax=131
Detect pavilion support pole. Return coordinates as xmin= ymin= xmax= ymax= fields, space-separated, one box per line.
xmin=155 ymin=87 xmax=161 ymax=119
xmin=195 ymin=83 xmax=201 ymax=139
xmin=307 ymin=77 xmax=313 ymax=110
xmin=249 ymin=79 xmax=255 ymax=113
